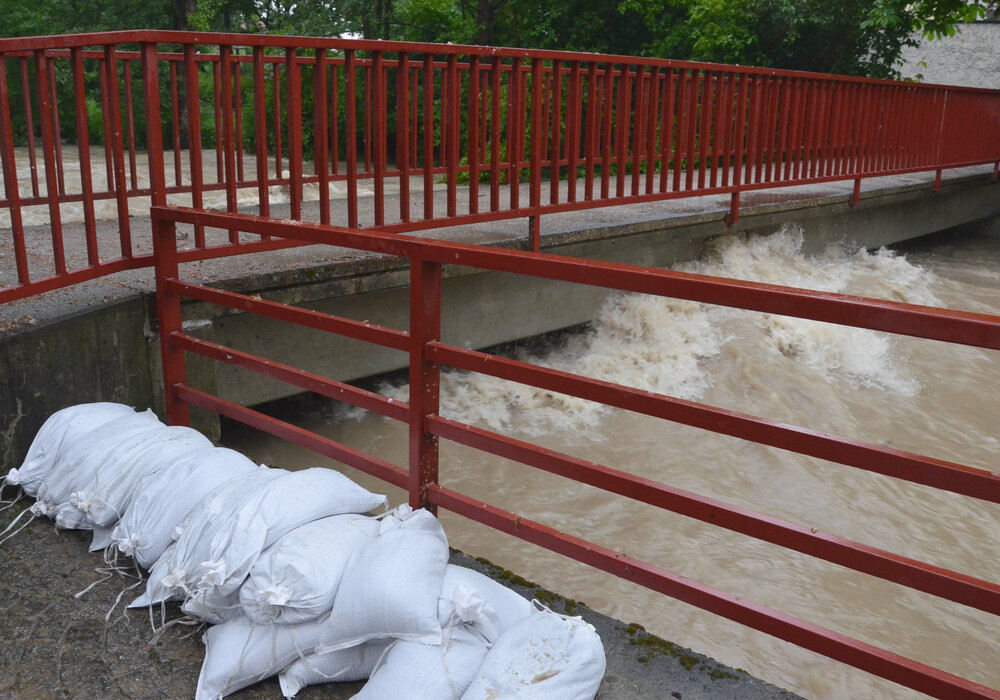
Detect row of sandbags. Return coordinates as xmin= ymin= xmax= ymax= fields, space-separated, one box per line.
xmin=1 ymin=402 xmax=606 ymax=699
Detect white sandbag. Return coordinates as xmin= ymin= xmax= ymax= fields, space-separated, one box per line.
xmin=69 ymin=425 xmax=212 ymax=528
xmin=440 ymin=565 xmax=533 ymax=638
xmin=277 ymin=641 xmax=388 ymax=698
xmin=352 ymin=581 xmax=503 ymax=700
xmin=33 ymin=409 xmax=163 ymax=516
xmin=3 ymin=403 xmax=135 ymax=497
xmin=461 ymin=607 xmax=606 ymax=700
xmin=354 ymin=625 xmax=488 ymax=700
xmin=196 ymin=614 xmax=385 ymax=699
xmin=313 ymin=505 xmax=449 ymax=653
xmin=239 ymin=514 xmax=380 ymax=624
xmin=130 ymin=467 xmax=282 ymax=610
xmin=89 ymin=525 xmax=116 ymax=552
xmin=112 ymin=447 xmax=258 ymax=569
xmin=276 ymin=562 xmax=507 ymax=698
xmin=133 ymin=468 xmax=386 ymax=617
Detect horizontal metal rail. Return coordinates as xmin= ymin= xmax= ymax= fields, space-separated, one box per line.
xmin=149 ymin=206 xmax=1000 ymax=698
xmin=1 ymin=31 xmax=998 ymax=304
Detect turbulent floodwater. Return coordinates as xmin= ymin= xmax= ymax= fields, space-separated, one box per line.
xmin=225 ymin=224 xmax=1000 ymax=697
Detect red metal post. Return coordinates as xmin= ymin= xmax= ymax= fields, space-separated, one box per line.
xmin=585 ymin=62 xmax=598 ymax=201
xmin=615 ymin=64 xmax=630 ymax=197
xmin=170 ymin=60 xmax=182 ymax=186
xmin=567 ymin=61 xmax=581 ymax=202
xmin=151 ymin=214 xmax=189 ymax=427
xmin=183 ymin=46 xmax=206 ymax=247
xmin=47 ymin=60 xmax=66 ymax=197
xmin=20 ymin=59 xmax=40 ymax=198
xmin=70 ymin=48 xmax=99 ymax=265
xmin=397 ymin=53 xmax=411 ymax=222
xmin=123 ymin=60 xmax=138 ymax=190
xmin=314 ymin=49 xmax=330 ymax=225
xmin=272 ymin=61 xmax=282 ymax=181
xmin=422 ymin=53 xmax=434 ymax=220
xmin=141 ymin=42 xmax=167 ymax=215
xmin=233 ymin=60 xmax=245 ymax=181
xmin=631 ymin=65 xmax=645 ymax=197
xmin=645 ymin=66 xmax=660 ymax=194
xmin=286 ymin=47 xmax=303 ymax=221
xmin=220 ymin=46 xmax=239 ymax=240
xmin=508 ymin=58 xmax=522 ymax=209
xmin=345 ymin=49 xmax=358 ymax=227
xmin=549 ymin=60 xmax=562 ymax=205
xmin=408 ymin=257 xmax=442 ymax=512
xmin=446 ymin=54 xmax=458 ymax=218
xmin=103 ymin=47 xmax=132 ymax=256
xmin=33 ymin=50 xmax=65 ymax=275
xmin=467 ymin=55 xmax=480 ymax=216
xmin=373 ymin=51 xmax=386 ymax=225
xmin=0 ymin=59 xmax=29 ymax=284
xmin=331 ymin=63 xmax=339 ymax=177
xmin=489 ymin=57 xmax=501 ymax=213
xmin=252 ymin=46 xmax=271 ymax=220
xmin=529 ymin=58 xmax=543 ymax=252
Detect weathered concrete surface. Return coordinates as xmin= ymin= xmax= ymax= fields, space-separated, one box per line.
xmin=2 ymin=165 xmax=999 ymax=469
xmin=0 ymin=496 xmax=796 ymax=698
xmin=899 ymin=21 xmax=1000 ymax=90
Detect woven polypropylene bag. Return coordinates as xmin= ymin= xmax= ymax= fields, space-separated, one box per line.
xmin=34 ymin=409 xmax=162 ymax=518
xmin=461 ymin=608 xmax=606 ymax=700
xmin=65 ymin=425 xmax=213 ymax=529
xmin=312 ymin=506 xmax=449 ymax=653
xmin=276 ymin=640 xmax=389 ymax=698
xmin=3 ymin=402 xmax=135 ymax=497
xmin=439 ymin=564 xmax=533 ymax=640
xmin=196 ymin=615 xmax=387 ymax=699
xmin=112 ymin=447 xmax=258 ymax=569
xmin=132 ymin=468 xmax=385 ymax=618
xmin=239 ymin=513 xmax=380 ymax=624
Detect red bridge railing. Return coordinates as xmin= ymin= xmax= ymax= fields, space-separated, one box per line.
xmin=1 ymin=30 xmax=1000 ymax=304
xmin=150 ymin=204 xmax=1000 ymax=699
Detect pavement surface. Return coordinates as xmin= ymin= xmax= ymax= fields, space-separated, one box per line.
xmin=2 ymin=165 xmax=993 ymax=330
xmin=0 ymin=492 xmax=797 ymax=699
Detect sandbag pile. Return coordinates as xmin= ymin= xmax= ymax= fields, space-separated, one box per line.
xmin=2 ymin=402 xmax=607 ymax=699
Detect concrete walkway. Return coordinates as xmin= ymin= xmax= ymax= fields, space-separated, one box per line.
xmin=2 ymin=165 xmax=996 ymax=330
xmin=0 ymin=495 xmax=796 ymax=698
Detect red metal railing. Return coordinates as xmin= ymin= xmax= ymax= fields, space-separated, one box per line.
xmin=1 ymin=30 xmax=1000 ymax=304
xmin=150 ymin=203 xmax=1000 ymax=699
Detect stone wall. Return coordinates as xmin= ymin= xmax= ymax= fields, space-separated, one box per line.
xmin=899 ymin=22 xmax=1000 ymax=90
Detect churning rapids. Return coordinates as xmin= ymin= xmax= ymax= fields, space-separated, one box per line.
xmin=226 ymin=224 xmax=1000 ymax=698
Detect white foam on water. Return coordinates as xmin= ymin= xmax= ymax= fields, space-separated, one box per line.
xmin=379 ymin=224 xmax=943 ymax=433
xmin=682 ymin=225 xmax=941 ymax=396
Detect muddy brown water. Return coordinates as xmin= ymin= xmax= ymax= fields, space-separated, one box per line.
xmin=221 ymin=225 xmax=1000 ymax=698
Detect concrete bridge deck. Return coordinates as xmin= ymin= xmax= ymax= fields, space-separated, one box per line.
xmin=2 ymin=164 xmax=999 ymax=468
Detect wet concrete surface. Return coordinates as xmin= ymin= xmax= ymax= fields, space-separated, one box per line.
xmin=0 ymin=492 xmax=797 ymax=699
xmin=3 ymin=165 xmax=994 ymax=330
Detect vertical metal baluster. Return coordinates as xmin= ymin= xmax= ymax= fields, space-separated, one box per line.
xmin=0 ymin=59 xmax=29 ymax=284
xmin=397 ymin=54 xmax=411 ymax=222
xmin=252 ymin=46 xmax=270 ymax=221
xmin=71 ymin=48 xmax=98 ymax=265
xmin=314 ymin=50 xmax=330 ymax=225
xmin=345 ymin=49 xmax=358 ymax=227
xmin=184 ymin=46 xmax=205 ymax=247
xmin=220 ymin=45 xmax=238 ymax=240
xmin=285 ymin=48 xmax=303 ymax=222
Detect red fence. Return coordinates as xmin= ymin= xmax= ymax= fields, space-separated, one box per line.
xmin=150 ymin=203 xmax=1000 ymax=698
xmin=1 ymin=30 xmax=1000 ymax=304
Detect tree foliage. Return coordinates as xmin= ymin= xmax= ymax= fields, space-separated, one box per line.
xmin=0 ymin=0 xmax=993 ymax=78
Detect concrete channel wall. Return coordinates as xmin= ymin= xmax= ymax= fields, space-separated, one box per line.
xmin=2 ymin=168 xmax=999 ymax=468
